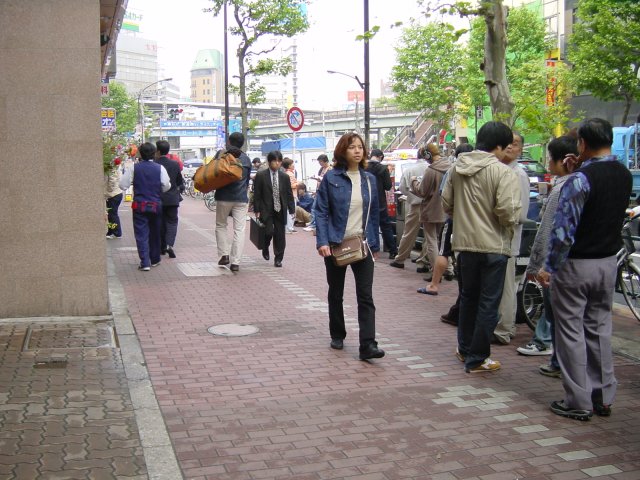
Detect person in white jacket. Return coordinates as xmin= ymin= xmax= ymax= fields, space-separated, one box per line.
xmin=441 ymin=121 xmax=521 ymax=373
xmin=493 ymin=133 xmax=531 ymax=344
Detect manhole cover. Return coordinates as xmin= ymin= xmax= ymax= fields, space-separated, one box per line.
xmin=207 ymin=324 xmax=259 ymax=337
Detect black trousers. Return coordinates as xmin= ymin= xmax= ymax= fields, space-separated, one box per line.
xmin=160 ymin=205 xmax=179 ymax=251
xmin=264 ymin=210 xmax=286 ymax=262
xmin=379 ymin=207 xmax=397 ymax=254
xmin=324 ymin=254 xmax=376 ymax=348
xmin=106 ymin=193 xmax=123 ymax=237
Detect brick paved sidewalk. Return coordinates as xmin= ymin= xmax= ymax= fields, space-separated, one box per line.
xmin=111 ymin=197 xmax=640 ymax=480
xmin=3 ymin=195 xmax=639 ymax=480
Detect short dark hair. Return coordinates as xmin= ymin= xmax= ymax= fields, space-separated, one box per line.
xmin=228 ymin=132 xmax=245 ymax=149
xmin=547 ymin=135 xmax=578 ymax=162
xmin=370 ymin=148 xmax=384 ymax=160
xmin=282 ymin=158 xmax=293 ymax=169
xmin=267 ymin=150 xmax=283 ymax=163
xmin=297 ymin=183 xmax=307 ymax=192
xmin=577 ymin=118 xmax=613 ymax=150
xmin=333 ymin=133 xmax=367 ymax=170
xmin=252 ymin=157 xmax=261 ymax=165
xmin=317 ymin=154 xmax=329 ymax=163
xmin=455 ymin=143 xmax=474 ymax=157
xmin=156 ymin=140 xmax=170 ymax=155
xmin=139 ymin=142 xmax=156 ymax=160
xmin=476 ymin=121 xmax=513 ymax=153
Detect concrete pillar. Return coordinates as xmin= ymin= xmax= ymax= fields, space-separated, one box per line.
xmin=0 ymin=0 xmax=110 ymax=317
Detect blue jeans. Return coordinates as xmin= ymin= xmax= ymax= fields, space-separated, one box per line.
xmin=379 ymin=207 xmax=397 ymax=254
xmin=457 ymin=252 xmax=508 ymax=369
xmin=542 ymin=286 xmax=559 ymax=369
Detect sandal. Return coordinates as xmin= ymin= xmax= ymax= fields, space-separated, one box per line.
xmin=417 ymin=287 xmax=438 ymax=296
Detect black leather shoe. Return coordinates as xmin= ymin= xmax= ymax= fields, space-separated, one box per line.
xmin=262 ymin=249 xmax=270 ymax=261
xmin=443 ymin=272 xmax=455 ymax=281
xmin=218 ymin=255 xmax=230 ymax=266
xmin=274 ymin=260 xmax=282 ymax=267
xmin=389 ymin=261 xmax=404 ymax=269
xmin=330 ymin=339 xmax=344 ymax=350
xmin=166 ymin=246 xmax=176 ymax=259
xmin=359 ymin=344 xmax=385 ymax=360
xmin=230 ymin=264 xmax=239 ymax=272
xmin=388 ymin=252 xmax=397 ymax=260
xmin=416 ymin=266 xmax=429 ymax=273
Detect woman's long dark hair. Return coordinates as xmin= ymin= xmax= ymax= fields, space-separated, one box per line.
xmin=333 ymin=133 xmax=368 ymax=170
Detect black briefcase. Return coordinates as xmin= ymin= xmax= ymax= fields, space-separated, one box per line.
xmin=250 ymin=217 xmax=266 ymax=250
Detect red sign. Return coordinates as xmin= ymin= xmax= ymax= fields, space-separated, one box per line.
xmin=348 ymin=90 xmax=364 ymax=102
xmin=286 ymin=107 xmax=304 ymax=132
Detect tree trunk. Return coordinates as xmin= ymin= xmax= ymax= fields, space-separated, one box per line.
xmin=622 ymin=96 xmax=631 ymax=126
xmin=482 ymin=0 xmax=514 ymax=126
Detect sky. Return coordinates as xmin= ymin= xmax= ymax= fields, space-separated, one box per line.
xmin=124 ymin=0 xmax=433 ymax=111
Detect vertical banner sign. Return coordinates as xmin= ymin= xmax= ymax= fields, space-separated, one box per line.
xmin=101 ymin=108 xmax=116 ymax=132
xmin=545 ymin=59 xmax=557 ymax=106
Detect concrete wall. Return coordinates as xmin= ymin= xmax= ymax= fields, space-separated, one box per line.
xmin=0 ymin=0 xmax=110 ymax=317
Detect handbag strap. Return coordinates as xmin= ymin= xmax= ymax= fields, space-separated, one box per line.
xmin=363 ymin=175 xmax=371 ymax=235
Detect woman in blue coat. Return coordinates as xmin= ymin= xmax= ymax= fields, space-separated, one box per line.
xmin=315 ymin=133 xmax=384 ymax=360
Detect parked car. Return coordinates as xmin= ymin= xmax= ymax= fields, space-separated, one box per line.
xmin=182 ymin=159 xmax=203 ymax=178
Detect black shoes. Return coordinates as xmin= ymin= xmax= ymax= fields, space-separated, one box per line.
xmin=262 ymin=249 xmax=270 ymax=261
xmin=550 ymin=400 xmax=592 ymax=421
xmin=359 ymin=344 xmax=385 ymax=360
xmin=388 ymin=251 xmax=398 ymax=260
xmin=443 ymin=272 xmax=455 ymax=281
xmin=440 ymin=314 xmax=458 ymax=326
xmin=166 ymin=246 xmax=176 ymax=259
xmin=218 ymin=255 xmax=230 ymax=266
xmin=389 ymin=261 xmax=404 ymax=269
xmin=593 ymin=402 xmax=612 ymax=417
xmin=230 ymin=264 xmax=239 ymax=272
xmin=330 ymin=339 xmax=344 ymax=350
xmin=274 ymin=260 xmax=282 ymax=267
xmin=416 ymin=266 xmax=429 ymax=273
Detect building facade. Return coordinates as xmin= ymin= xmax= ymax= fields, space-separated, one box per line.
xmin=190 ymin=49 xmax=224 ymax=103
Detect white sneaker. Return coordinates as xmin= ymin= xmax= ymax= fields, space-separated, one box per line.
xmin=516 ymin=342 xmax=552 ymax=356
xmin=303 ymin=226 xmax=315 ymax=231
xmin=286 ymin=229 xmax=298 ymax=234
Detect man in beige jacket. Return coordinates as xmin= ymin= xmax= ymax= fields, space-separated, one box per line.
xmin=441 ymin=121 xmax=521 ymax=373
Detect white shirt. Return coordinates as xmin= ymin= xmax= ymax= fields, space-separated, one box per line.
xmin=119 ymin=160 xmax=171 ymax=193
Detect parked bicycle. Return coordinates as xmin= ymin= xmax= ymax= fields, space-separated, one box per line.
xmin=616 ymin=212 xmax=640 ymax=322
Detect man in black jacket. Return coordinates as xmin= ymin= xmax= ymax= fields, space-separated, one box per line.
xmin=253 ymin=150 xmax=295 ymax=267
xmin=155 ymin=140 xmax=184 ymax=258
xmin=367 ymin=149 xmax=397 ymax=258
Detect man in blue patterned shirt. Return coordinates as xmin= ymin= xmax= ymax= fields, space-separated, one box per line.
xmin=539 ymin=118 xmax=632 ymax=421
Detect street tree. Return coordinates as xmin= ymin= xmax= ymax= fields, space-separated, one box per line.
xmin=420 ymin=0 xmax=514 ymax=124
xmin=568 ymin=0 xmax=640 ymax=125
xmin=391 ymin=21 xmax=465 ymax=132
xmin=204 ymin=0 xmax=309 ymax=139
xmin=101 ymin=81 xmax=138 ymax=136
xmin=462 ymin=7 xmax=573 ymax=139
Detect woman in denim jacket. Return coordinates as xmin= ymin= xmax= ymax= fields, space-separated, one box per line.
xmin=315 ymin=133 xmax=384 ymax=360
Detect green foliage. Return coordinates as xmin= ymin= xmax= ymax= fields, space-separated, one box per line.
xmin=204 ymin=0 xmax=309 ymax=136
xmin=374 ymin=97 xmax=397 ymax=108
xmin=100 ymin=82 xmax=138 ymax=136
xmin=460 ymin=5 xmax=569 ymax=138
xmin=568 ymin=0 xmax=640 ymax=125
xmin=390 ymin=21 xmax=465 ymax=129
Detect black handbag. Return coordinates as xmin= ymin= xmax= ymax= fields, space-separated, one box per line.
xmin=250 ymin=217 xmax=266 ymax=250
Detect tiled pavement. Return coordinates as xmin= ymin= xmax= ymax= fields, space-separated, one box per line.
xmin=1 ymin=196 xmax=640 ymax=480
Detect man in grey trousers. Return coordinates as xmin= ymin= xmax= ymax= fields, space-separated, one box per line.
xmin=539 ymin=118 xmax=632 ymax=421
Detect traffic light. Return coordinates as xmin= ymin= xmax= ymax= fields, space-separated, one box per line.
xmin=168 ymin=108 xmax=183 ymax=119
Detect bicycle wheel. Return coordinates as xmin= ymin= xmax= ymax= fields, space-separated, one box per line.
xmin=618 ymin=261 xmax=640 ymax=322
xmin=517 ymin=277 xmax=545 ymax=330
xmin=204 ymin=193 xmax=216 ymax=212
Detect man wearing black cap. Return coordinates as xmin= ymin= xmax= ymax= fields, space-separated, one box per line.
xmin=367 ymin=149 xmax=397 ymax=258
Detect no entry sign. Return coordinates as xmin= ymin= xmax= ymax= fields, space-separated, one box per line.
xmin=286 ymin=107 xmax=304 ymax=132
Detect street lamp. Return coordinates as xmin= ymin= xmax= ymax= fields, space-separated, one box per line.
xmin=327 ymin=69 xmax=369 ymax=146
xmin=138 ymin=77 xmax=172 ymax=143
xmin=326 ymin=0 xmax=370 ymax=148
